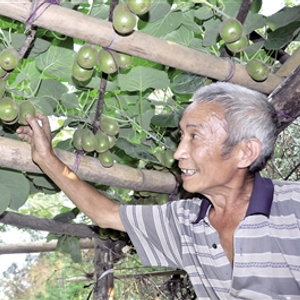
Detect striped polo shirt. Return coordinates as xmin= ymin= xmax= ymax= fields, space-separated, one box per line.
xmin=120 ymin=173 xmax=300 ymax=299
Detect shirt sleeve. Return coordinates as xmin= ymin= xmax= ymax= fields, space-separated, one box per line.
xmin=119 ymin=202 xmax=185 ymax=269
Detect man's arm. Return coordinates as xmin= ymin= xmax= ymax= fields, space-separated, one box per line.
xmin=16 ymin=113 xmax=125 ymax=232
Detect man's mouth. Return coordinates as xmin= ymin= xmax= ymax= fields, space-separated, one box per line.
xmin=181 ymin=169 xmax=196 ymax=176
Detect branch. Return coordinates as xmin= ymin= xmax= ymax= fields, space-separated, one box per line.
xmin=235 ymin=0 xmax=253 ymax=23
xmin=284 ymin=160 xmax=300 ymax=181
xmin=0 ymin=238 xmax=94 ymax=254
xmin=66 ymin=269 xmax=186 ymax=282
xmin=0 ymin=211 xmax=95 ymax=238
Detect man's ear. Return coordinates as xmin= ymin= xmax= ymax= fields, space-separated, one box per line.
xmin=238 ymin=139 xmax=262 ymax=168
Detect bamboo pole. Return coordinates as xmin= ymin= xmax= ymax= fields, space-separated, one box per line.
xmin=0 ymin=136 xmax=177 ymax=193
xmin=275 ymin=46 xmax=300 ymax=76
xmin=0 ymin=0 xmax=283 ymax=94
xmin=0 ymin=238 xmax=94 ymax=254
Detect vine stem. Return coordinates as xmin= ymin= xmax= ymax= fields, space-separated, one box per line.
xmin=116 ymin=110 xmax=171 ymax=150
xmin=19 ymin=28 xmax=37 ymax=60
xmin=193 ymin=0 xmax=231 ymax=19
xmin=92 ymin=73 xmax=107 ymax=134
xmin=0 ymin=28 xmax=11 ymax=47
xmin=91 ymin=0 xmax=118 ymax=134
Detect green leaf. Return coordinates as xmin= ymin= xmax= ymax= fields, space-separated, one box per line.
xmin=10 ymin=59 xmax=41 ymax=90
xmin=189 ymin=38 xmax=206 ymax=52
xmin=118 ymin=66 xmax=170 ymax=92
xmin=164 ymin=26 xmax=194 ymax=46
xmin=222 ymin=0 xmax=243 ymax=18
xmin=151 ymin=109 xmax=183 ymax=128
xmin=221 ymin=0 xmax=262 ymax=17
xmin=28 ymin=38 xmax=52 ymax=57
xmin=90 ymin=2 xmax=109 ymax=19
xmin=140 ymin=1 xmax=172 ymax=22
xmin=81 ymin=76 xmax=117 ymax=91
xmin=0 ymin=16 xmax=18 ymax=30
xmin=244 ymin=40 xmax=264 ymax=56
xmin=265 ymin=21 xmax=300 ymax=50
xmin=203 ymin=19 xmax=221 ymax=47
xmin=57 ymin=235 xmax=82 ymax=263
xmin=53 ymin=207 xmax=80 ymax=222
xmin=46 ymin=232 xmax=61 ymax=242
xmin=138 ymin=11 xmax=183 ymax=38
xmin=30 ymin=174 xmax=58 ymax=190
xmin=0 ymin=169 xmax=30 ymax=211
xmin=171 ymin=73 xmax=206 ymax=94
xmin=36 ymin=79 xmax=68 ymax=109
xmin=116 ymin=138 xmax=158 ymax=162
xmin=10 ymin=33 xmax=26 ymax=52
xmin=55 ymin=138 xmax=73 ymax=150
xmin=35 ymin=45 xmax=76 ymax=80
xmin=266 ymin=6 xmax=300 ymax=31
xmin=182 ymin=10 xmax=203 ymax=34
xmin=243 ymin=12 xmax=266 ymax=34
xmin=60 ymin=92 xmax=79 ymax=109
xmin=0 ymin=183 xmax=11 ymax=214
xmin=31 ymin=97 xmax=56 ymax=116
xmin=194 ymin=6 xmax=214 ymax=21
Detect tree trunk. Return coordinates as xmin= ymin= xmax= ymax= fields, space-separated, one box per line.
xmin=0 ymin=0 xmax=283 ymax=94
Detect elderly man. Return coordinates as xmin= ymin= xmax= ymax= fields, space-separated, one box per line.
xmin=17 ymin=82 xmax=300 ymax=299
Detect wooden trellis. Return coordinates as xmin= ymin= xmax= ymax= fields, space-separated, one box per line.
xmin=1 ymin=1 xmax=300 ymax=299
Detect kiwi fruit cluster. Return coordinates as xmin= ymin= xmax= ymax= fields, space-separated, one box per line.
xmin=0 ymin=47 xmax=19 ymax=77
xmin=219 ymin=18 xmax=248 ymax=53
xmin=73 ymin=118 xmax=119 ymax=168
xmin=219 ymin=18 xmax=269 ymax=81
xmin=112 ymin=0 xmax=152 ymax=35
xmin=0 ymin=47 xmax=35 ymax=125
xmin=72 ymin=43 xmax=133 ymax=81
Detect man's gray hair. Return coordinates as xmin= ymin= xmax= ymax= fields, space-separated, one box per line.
xmin=193 ymin=82 xmax=279 ymax=172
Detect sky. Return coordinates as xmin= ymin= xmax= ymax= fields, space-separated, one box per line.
xmin=260 ymin=0 xmax=300 ymax=15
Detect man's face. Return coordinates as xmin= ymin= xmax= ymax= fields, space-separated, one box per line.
xmin=174 ymin=101 xmax=241 ymax=195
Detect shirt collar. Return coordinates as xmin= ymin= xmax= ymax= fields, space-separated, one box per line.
xmin=196 ymin=172 xmax=274 ymax=223
xmin=245 ymin=172 xmax=274 ymax=217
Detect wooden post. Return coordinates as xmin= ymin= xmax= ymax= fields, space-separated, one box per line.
xmin=269 ymin=64 xmax=300 ymax=132
xmin=93 ymin=237 xmax=115 ymax=300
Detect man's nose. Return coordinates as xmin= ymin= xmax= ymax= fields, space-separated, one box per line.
xmin=174 ymin=140 xmax=189 ymax=160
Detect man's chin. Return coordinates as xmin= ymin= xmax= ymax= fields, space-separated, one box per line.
xmin=182 ymin=183 xmax=198 ymax=195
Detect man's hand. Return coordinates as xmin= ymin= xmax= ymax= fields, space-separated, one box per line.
xmin=16 ymin=113 xmax=54 ymax=164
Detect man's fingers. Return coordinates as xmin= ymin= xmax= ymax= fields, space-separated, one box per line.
xmin=25 ymin=113 xmax=40 ymax=130
xmin=16 ymin=125 xmax=33 ymax=140
xmin=17 ymin=133 xmax=32 ymax=143
xmin=16 ymin=125 xmax=32 ymax=134
xmin=35 ymin=113 xmax=52 ymax=139
xmin=25 ymin=113 xmax=51 ymax=140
